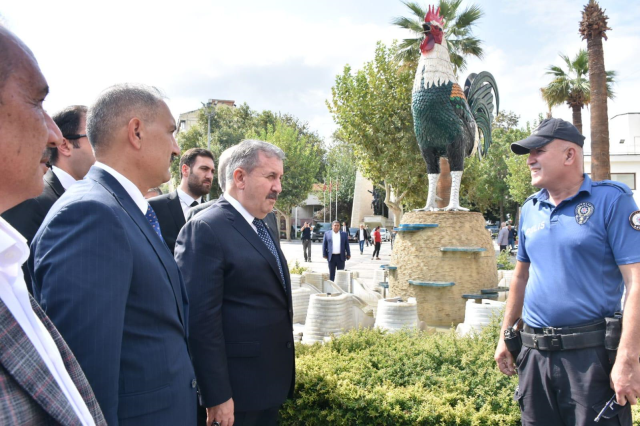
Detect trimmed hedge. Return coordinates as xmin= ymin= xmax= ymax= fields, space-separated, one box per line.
xmin=281 ymin=322 xmax=520 ymax=425
xmin=282 ymin=321 xmax=640 ymax=425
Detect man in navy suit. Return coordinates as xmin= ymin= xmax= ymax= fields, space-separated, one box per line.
xmin=176 ymin=140 xmax=294 ymax=426
xmin=30 ymin=84 xmax=197 ymax=426
xmin=322 ymin=220 xmax=351 ymax=281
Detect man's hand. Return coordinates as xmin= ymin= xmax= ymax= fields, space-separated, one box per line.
xmin=347 ymin=255 xmax=351 ymax=260
xmin=207 ymin=398 xmax=234 ymax=426
xmin=610 ymin=353 xmax=640 ymax=406
xmin=323 ymin=256 xmax=327 ymax=260
xmin=494 ymin=338 xmax=516 ymax=376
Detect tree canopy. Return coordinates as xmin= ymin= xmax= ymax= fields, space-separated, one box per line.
xmin=174 ymin=103 xmax=325 ymax=208
xmin=541 ymin=49 xmax=615 ymax=134
xmin=391 ymin=0 xmax=484 ymax=75
xmin=328 ymin=42 xmax=428 ymax=210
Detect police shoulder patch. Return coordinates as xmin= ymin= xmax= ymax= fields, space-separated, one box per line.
xmin=575 ymin=202 xmax=595 ymax=225
xmin=630 ymin=211 xmax=640 ymax=231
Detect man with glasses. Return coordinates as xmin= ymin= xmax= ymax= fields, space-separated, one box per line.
xmin=2 ymin=104 xmax=94 ymax=293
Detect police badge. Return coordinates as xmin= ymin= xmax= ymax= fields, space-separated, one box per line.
xmin=630 ymin=211 xmax=640 ymax=231
xmin=575 ymin=202 xmax=595 ymax=225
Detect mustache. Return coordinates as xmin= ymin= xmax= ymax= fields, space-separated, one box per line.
xmin=267 ymin=192 xmax=278 ymax=201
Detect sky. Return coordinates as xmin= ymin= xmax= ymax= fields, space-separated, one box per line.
xmin=2 ymin=0 xmax=638 ymax=152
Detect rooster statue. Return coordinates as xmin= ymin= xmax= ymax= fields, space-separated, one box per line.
xmin=412 ymin=6 xmax=499 ymax=211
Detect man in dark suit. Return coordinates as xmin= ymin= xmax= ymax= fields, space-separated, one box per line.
xmin=186 ymin=145 xmax=280 ymax=246
xmin=322 ymin=220 xmax=351 ymax=281
xmin=176 ymin=139 xmax=294 ymax=426
xmin=2 ymin=104 xmax=95 ymax=293
xmin=149 ymin=148 xmax=214 ymax=254
xmin=0 ymin=26 xmax=106 ymax=425
xmin=30 ymin=83 xmax=197 ymax=425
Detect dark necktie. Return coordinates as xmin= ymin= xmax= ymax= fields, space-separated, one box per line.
xmin=145 ymin=204 xmax=163 ymax=240
xmin=253 ymin=218 xmax=286 ymax=289
xmin=190 ymin=200 xmax=199 ymax=208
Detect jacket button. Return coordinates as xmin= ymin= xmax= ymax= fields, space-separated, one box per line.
xmin=191 ymin=379 xmax=197 ymax=388
xmin=286 ymin=342 xmax=293 ymax=349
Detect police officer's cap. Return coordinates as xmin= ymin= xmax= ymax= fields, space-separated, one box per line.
xmin=510 ymin=118 xmax=585 ymax=155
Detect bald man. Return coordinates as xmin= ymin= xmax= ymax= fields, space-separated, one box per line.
xmin=0 ymin=26 xmax=106 ymax=425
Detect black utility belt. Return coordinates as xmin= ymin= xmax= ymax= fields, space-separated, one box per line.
xmin=521 ymin=321 xmax=606 ymax=351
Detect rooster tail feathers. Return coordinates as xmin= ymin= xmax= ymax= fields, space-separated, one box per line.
xmin=464 ymin=71 xmax=499 ymax=159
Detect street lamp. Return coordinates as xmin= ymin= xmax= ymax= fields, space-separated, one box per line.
xmin=201 ymin=100 xmax=218 ymax=201
xmin=201 ymin=100 xmax=217 ymax=152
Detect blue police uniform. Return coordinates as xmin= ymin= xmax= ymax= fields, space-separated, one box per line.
xmin=515 ymin=174 xmax=640 ymax=426
xmin=518 ymin=174 xmax=640 ymax=327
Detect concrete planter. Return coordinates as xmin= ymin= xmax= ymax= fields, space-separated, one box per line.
xmin=374 ymin=298 xmax=419 ymax=331
xmin=302 ymin=293 xmax=355 ymax=344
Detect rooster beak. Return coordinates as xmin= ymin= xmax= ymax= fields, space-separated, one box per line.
xmin=422 ymin=22 xmax=431 ymax=34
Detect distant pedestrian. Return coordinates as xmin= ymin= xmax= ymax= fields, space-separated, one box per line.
xmin=322 ymin=220 xmax=351 ymax=281
xmin=507 ymin=224 xmax=516 ymax=251
xmin=372 ymin=226 xmax=382 ymax=260
xmin=357 ymin=223 xmax=369 ymax=255
xmin=365 ymin=225 xmax=371 ymax=246
xmin=497 ymin=222 xmax=509 ymax=252
xmin=301 ymin=222 xmax=312 ymax=262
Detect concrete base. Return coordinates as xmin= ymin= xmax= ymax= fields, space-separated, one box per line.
xmin=388 ymin=211 xmax=497 ymax=327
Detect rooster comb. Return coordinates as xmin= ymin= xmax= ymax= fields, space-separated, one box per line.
xmin=424 ymin=6 xmax=444 ymax=26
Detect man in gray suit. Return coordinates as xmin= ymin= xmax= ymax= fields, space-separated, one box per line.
xmin=0 ymin=25 xmax=105 ymax=425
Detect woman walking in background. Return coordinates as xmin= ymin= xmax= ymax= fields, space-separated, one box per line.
xmin=372 ymin=226 xmax=382 ymax=260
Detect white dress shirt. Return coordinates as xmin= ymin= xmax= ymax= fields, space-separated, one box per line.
xmin=51 ymin=165 xmax=78 ymax=190
xmin=332 ymin=230 xmax=341 ymax=254
xmin=0 ymin=218 xmax=95 ymax=426
xmin=177 ymin=188 xmax=199 ymax=220
xmin=224 ymin=192 xmax=257 ymax=233
xmin=93 ymin=162 xmax=147 ymax=214
xmin=359 ymin=229 xmax=365 ymax=241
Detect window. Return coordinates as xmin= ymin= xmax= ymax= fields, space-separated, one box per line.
xmin=586 ymin=173 xmax=636 ymax=190
xmin=610 ymin=173 xmax=636 ymax=190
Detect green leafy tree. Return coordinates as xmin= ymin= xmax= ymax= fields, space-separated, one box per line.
xmin=391 ymin=0 xmax=484 ymax=75
xmin=461 ymin=112 xmax=536 ymax=223
xmin=541 ymin=49 xmax=615 ymax=135
xmin=316 ymin=138 xmax=358 ymax=223
xmin=174 ymin=104 xmax=326 ymax=205
xmin=328 ymin=42 xmax=428 ymax=225
xmin=249 ymin=122 xmax=321 ymax=241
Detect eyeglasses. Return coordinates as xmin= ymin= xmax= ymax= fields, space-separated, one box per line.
xmin=64 ymin=134 xmax=87 ymax=140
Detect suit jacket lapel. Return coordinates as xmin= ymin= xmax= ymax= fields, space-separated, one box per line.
xmin=168 ymin=191 xmax=186 ymax=231
xmin=88 ymin=168 xmax=186 ymax=328
xmin=221 ymin=200 xmax=288 ymax=293
xmin=0 ymin=299 xmax=79 ymax=425
xmin=44 ymin=169 xmax=65 ymax=198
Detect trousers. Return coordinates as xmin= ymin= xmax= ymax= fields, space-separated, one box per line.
xmin=302 ymin=239 xmax=311 ymax=260
xmin=515 ymin=345 xmax=631 ymax=425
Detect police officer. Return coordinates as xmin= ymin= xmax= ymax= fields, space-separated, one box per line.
xmin=494 ymin=118 xmax=640 ymax=425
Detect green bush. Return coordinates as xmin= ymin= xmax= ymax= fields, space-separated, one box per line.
xmin=281 ymin=321 xmax=521 ymax=425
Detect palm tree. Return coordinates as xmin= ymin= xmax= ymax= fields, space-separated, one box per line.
xmin=541 ymin=49 xmax=615 ymax=135
xmin=391 ymin=0 xmax=483 ymax=76
xmin=580 ymin=0 xmax=612 ymax=181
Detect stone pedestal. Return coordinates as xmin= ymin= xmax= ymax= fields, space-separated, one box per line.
xmin=388 ymin=211 xmax=497 ymax=326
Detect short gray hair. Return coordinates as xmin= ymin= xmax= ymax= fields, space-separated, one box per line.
xmin=217 ymin=145 xmax=237 ymax=191
xmin=332 ymin=220 xmax=340 ymax=225
xmin=87 ymin=83 xmax=165 ymax=154
xmin=225 ymin=139 xmax=285 ymax=187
